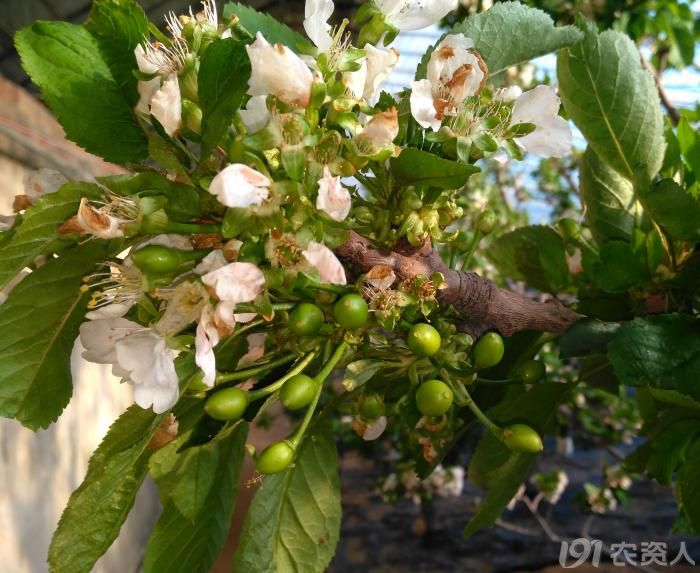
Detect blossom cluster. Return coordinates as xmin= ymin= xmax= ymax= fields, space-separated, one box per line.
xmin=29 ymin=0 xmax=575 ymax=415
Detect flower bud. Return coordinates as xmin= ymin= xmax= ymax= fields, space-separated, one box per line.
xmin=181 ymin=99 xmax=202 ymax=135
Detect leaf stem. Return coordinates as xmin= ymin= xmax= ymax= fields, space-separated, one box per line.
xmin=289 ymin=341 xmax=348 ymax=448
xmin=215 ymin=354 xmax=296 ymax=384
xmin=460 ymin=229 xmax=482 ymax=272
xmin=248 ymin=350 xmax=319 ymax=401
xmin=460 ymin=384 xmax=503 ymax=439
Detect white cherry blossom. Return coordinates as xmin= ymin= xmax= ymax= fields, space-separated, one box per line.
xmin=302 ymin=241 xmax=347 ymax=285
xmin=239 ymin=95 xmax=271 ymax=133
xmin=510 ymin=85 xmax=572 ymax=158
xmin=356 ymin=107 xmax=400 ymax=151
xmin=246 ymin=33 xmax=314 ymax=107
xmin=208 ymin=164 xmax=272 ymax=208
xmin=304 ymin=0 xmax=335 ymax=52
xmin=344 ymin=45 xmax=399 ymax=102
xmin=316 ymin=166 xmax=351 ymax=221
xmin=79 ymin=317 xmax=141 ymax=368
xmin=76 ymin=198 xmax=125 ymax=239
xmin=201 ymin=262 xmax=266 ymax=304
xmin=195 ymin=305 xmax=220 ymax=387
xmin=150 ymin=75 xmax=182 ymax=137
xmin=410 ymin=34 xmax=487 ymax=131
xmin=115 ymin=330 xmax=179 ymax=413
xmin=376 ymin=0 xmax=458 ymax=31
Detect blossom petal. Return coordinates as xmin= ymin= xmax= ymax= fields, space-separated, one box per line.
xmin=201 ymin=262 xmax=266 ymax=303
xmin=240 ymin=95 xmax=271 ymax=133
xmin=246 ymin=33 xmax=313 ymax=107
xmin=116 ymin=332 xmax=179 ymax=414
xmin=410 ymin=79 xmax=441 ymax=131
xmin=209 ymin=164 xmax=271 ymax=208
xmin=316 ymin=166 xmax=351 ymax=221
xmin=150 ymin=75 xmax=182 ymax=136
xmin=304 ymin=0 xmax=335 ymax=52
xmin=511 ymin=85 xmax=572 ymax=158
xmin=302 ymin=241 xmax=347 ymax=285
xmin=195 ymin=306 xmax=220 ymax=387
xmin=79 ymin=317 xmax=141 ymax=365
xmin=378 ymin=0 xmax=457 ymax=31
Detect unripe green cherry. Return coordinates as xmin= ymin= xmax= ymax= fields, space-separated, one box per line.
xmin=476 ymin=209 xmax=497 ymax=235
xmin=472 ymin=332 xmax=505 ymax=370
xmin=289 ymin=303 xmax=324 ymax=336
xmin=517 ymin=360 xmax=546 ymax=384
xmin=333 ymin=294 xmax=369 ymax=330
xmin=280 ymin=374 xmax=317 ymax=411
xmin=502 ymin=424 xmax=543 ymax=454
xmin=204 ymin=388 xmax=250 ymax=421
xmin=415 ymin=380 xmax=454 ymax=417
xmin=256 ymin=441 xmax=296 ymax=474
xmin=407 ymin=323 xmax=442 ymax=357
xmin=360 ymin=393 xmax=385 ymax=420
xmin=131 ymin=245 xmax=183 ymax=275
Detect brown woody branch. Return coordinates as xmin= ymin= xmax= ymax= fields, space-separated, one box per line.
xmin=336 ymin=231 xmax=581 ymax=337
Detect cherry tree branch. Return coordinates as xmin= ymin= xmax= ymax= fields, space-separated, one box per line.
xmin=337 ymin=231 xmax=582 ymax=337
xmin=639 ymin=49 xmax=680 ymax=126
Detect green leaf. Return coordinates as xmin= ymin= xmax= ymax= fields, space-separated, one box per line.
xmin=579 ymin=354 xmax=619 ymax=394
xmin=678 ymin=441 xmax=700 ymax=534
xmin=342 ymin=359 xmax=384 ymax=391
xmin=143 ymin=422 xmax=248 ymax=573
xmin=15 ymin=21 xmax=148 ymax=164
xmin=466 ymin=383 xmax=572 ymax=533
xmin=559 ymin=318 xmax=620 ymax=358
xmin=557 ymin=22 xmax=665 ymax=185
xmin=232 ymin=424 xmax=341 ymax=573
xmin=468 ymin=431 xmax=513 ymax=489
xmin=198 ymin=38 xmax=251 ymax=159
xmin=489 ymin=225 xmax=572 ymax=292
xmin=579 ymin=147 xmax=639 ymax=245
xmin=592 ymin=240 xmax=649 ymax=293
xmin=49 ymin=406 xmax=165 ymax=573
xmin=464 ymin=446 xmax=533 ymax=537
xmin=0 ymin=241 xmax=115 ymax=430
xmin=150 ymin=428 xmax=223 ymax=521
xmin=608 ymin=314 xmax=700 ymax=401
xmin=645 ymin=179 xmax=700 ymax=242
xmin=0 ymin=182 xmax=102 ymax=291
xmin=84 ymin=0 xmax=149 ymax=107
xmin=453 ymin=1 xmax=583 ymax=76
xmin=627 ymin=413 xmax=700 ymax=485
xmin=677 ymin=116 xmax=700 ymax=173
xmin=391 ymin=148 xmax=479 ymax=189
xmin=222 ymin=3 xmax=307 ymax=49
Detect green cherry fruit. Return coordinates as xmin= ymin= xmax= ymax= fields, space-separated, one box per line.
xmin=256 ymin=441 xmax=296 ymax=474
xmin=131 ymin=245 xmax=183 ymax=275
xmin=472 ymin=332 xmax=505 ymax=370
xmin=204 ymin=388 xmax=250 ymax=421
xmin=360 ymin=393 xmax=385 ymax=420
xmin=289 ymin=303 xmax=325 ymax=336
xmin=502 ymin=424 xmax=544 ymax=454
xmin=476 ymin=209 xmax=497 ymax=235
xmin=415 ymin=380 xmax=454 ymax=417
xmin=517 ymin=360 xmax=546 ymax=384
xmin=407 ymin=323 xmax=442 ymax=357
xmin=333 ymin=294 xmax=369 ymax=330
xmin=280 ymin=374 xmax=317 ymax=411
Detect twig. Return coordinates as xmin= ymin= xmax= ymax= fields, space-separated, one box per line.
xmin=639 ymin=50 xmax=680 ymax=125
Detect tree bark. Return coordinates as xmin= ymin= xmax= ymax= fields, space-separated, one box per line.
xmin=336 ymin=231 xmax=581 ymax=337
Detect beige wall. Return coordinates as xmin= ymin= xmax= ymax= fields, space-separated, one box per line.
xmin=0 ymin=75 xmax=158 ymax=573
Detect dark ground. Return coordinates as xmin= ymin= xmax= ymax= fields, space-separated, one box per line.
xmin=330 ymin=447 xmax=700 ymax=573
